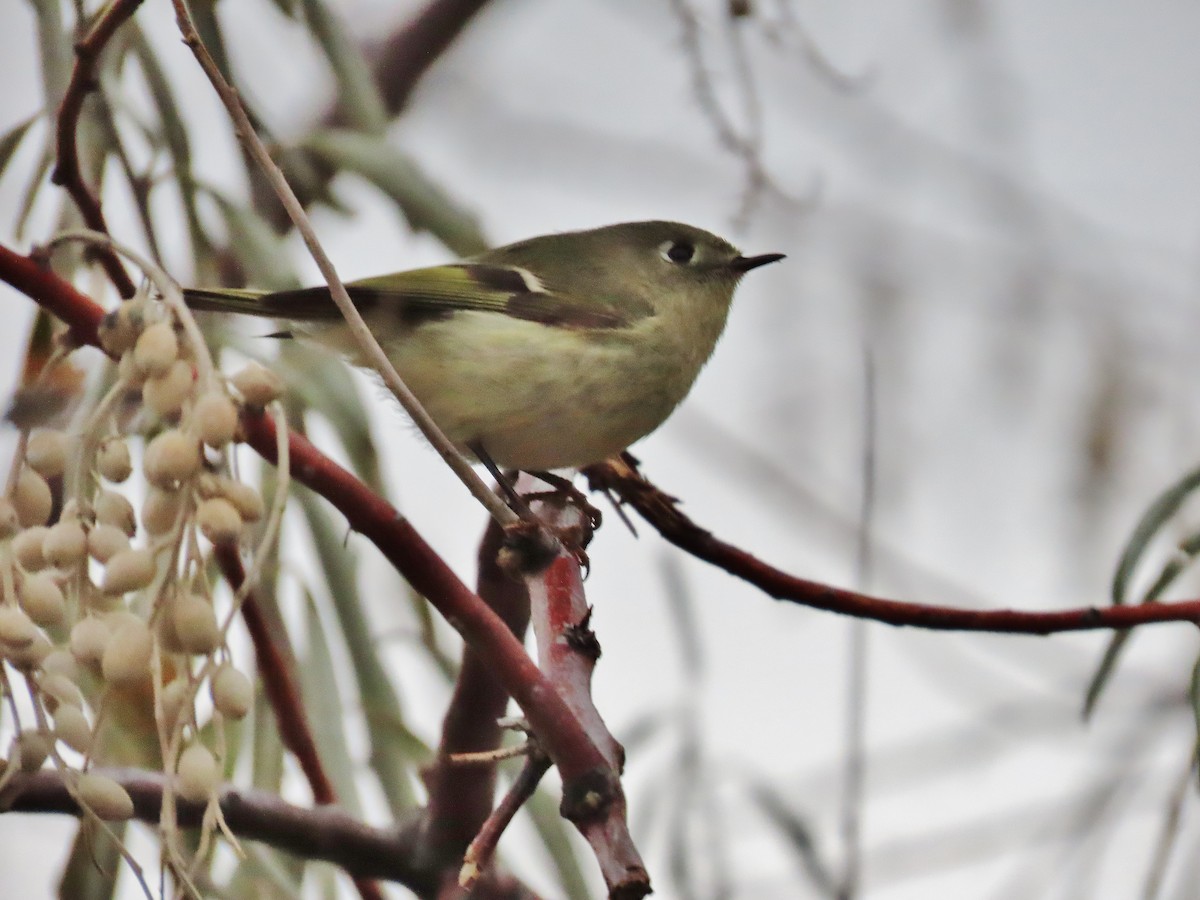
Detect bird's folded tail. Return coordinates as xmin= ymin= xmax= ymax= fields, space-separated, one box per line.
xmin=183 ymin=287 xmax=272 ymax=316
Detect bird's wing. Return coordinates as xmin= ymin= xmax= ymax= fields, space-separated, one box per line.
xmin=186 ymin=264 xmax=650 ymax=331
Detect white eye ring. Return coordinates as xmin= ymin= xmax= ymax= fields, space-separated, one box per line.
xmin=660 ymin=240 xmax=697 ymax=264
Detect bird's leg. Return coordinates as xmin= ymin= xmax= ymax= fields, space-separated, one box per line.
xmin=527 ymin=471 xmax=603 ymax=534
xmin=468 ymin=441 xmax=535 ymax=519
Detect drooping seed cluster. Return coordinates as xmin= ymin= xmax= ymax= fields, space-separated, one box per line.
xmin=0 ymin=291 xmax=281 ymax=833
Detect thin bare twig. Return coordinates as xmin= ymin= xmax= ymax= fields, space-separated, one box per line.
xmin=459 ymin=751 xmax=553 ymax=891
xmin=581 ymin=455 xmax=1200 ymax=635
xmin=51 ymin=0 xmax=142 ymax=297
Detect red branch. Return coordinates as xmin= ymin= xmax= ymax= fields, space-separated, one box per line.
xmin=583 ymin=455 xmax=1200 ymax=635
xmin=419 ymin=517 xmax=531 ymax=870
xmin=522 ymin=480 xmax=647 ymax=896
xmin=0 ymin=245 xmax=103 ymax=349
xmin=51 ymin=0 xmax=142 ymax=298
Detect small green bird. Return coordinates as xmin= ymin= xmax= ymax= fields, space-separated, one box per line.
xmin=185 ymin=220 xmax=783 ymax=471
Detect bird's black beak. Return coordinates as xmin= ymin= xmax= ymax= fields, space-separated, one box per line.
xmin=730 ymin=252 xmax=786 ymax=273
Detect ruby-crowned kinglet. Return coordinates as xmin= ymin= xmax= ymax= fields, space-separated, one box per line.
xmin=186 ymin=220 xmax=783 ymax=471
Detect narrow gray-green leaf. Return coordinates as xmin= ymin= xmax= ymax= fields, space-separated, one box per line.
xmin=14 ymin=138 xmax=53 ymax=240
xmin=206 ymin=189 xmax=301 ymax=291
xmin=226 ymin=842 xmax=305 ymax=899
xmin=300 ymin=0 xmax=388 ymax=134
xmin=1111 ymin=464 xmax=1200 ymax=606
xmin=128 ymin=26 xmax=213 ymax=268
xmin=0 ymin=114 xmax=39 ymax=183
xmin=59 ymin=821 xmax=126 ymax=900
xmin=28 ymin=0 xmax=72 ymax=112
xmin=1191 ymin=655 xmax=1200 ymax=788
xmin=1082 ymin=628 xmax=1133 ymax=721
xmin=1090 ymin=509 xmax=1200 ymax=719
xmin=746 ymin=781 xmax=839 ymax=896
xmin=302 ymin=129 xmax=487 ymax=256
xmin=296 ymin=484 xmax=419 ymax=813
xmin=279 ymin=340 xmax=384 ymax=491
xmin=302 ymin=588 xmax=364 ymax=818
xmin=525 ymin=784 xmax=593 ymax=900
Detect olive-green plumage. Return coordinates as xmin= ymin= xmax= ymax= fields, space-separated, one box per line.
xmin=185 ymin=220 xmax=783 ymax=470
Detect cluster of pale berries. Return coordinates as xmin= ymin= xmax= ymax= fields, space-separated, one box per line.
xmin=0 ymin=297 xmax=282 ymax=824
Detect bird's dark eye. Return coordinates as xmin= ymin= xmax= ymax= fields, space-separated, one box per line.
xmin=663 ymin=241 xmax=696 ymax=264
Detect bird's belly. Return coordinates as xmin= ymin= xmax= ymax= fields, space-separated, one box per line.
xmin=381 ymin=313 xmax=693 ymax=470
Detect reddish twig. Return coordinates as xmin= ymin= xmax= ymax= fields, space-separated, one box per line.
xmin=0 ymin=244 xmax=103 ymax=349
xmin=51 ymin=0 xmax=141 ymax=298
xmin=420 ymin=516 xmax=532 ymax=869
xmin=583 ymin=455 xmax=1200 ymax=635
xmin=459 ymin=750 xmax=553 ymax=892
xmin=369 ymin=0 xmax=494 ymax=115
xmin=1 ymin=768 xmax=541 ymax=898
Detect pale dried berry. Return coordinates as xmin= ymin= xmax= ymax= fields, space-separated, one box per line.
xmin=41 ymin=649 xmax=78 ymax=680
xmin=40 ymin=672 xmax=84 ymax=710
xmin=117 ymin=350 xmax=147 ymax=388
xmin=193 ymin=391 xmax=239 ymax=447
xmin=159 ymin=679 xmax=190 ymax=730
xmin=25 ymin=430 xmax=68 ymax=479
xmin=102 ymin=548 xmax=156 ymax=595
xmin=0 ymin=606 xmax=37 ymax=648
xmin=98 ymin=302 xmax=142 ymax=356
xmin=77 ymin=773 xmax=134 ymax=820
xmin=231 ymin=363 xmax=283 ymax=405
xmin=143 ymin=429 xmax=201 ymax=488
xmin=82 ymin=583 xmax=121 ymax=614
xmin=96 ymin=438 xmax=132 ymax=483
xmin=222 ymin=480 xmax=265 ymax=522
xmin=19 ymin=573 xmax=66 ymax=628
xmin=210 ymin=664 xmax=251 ymax=719
xmin=0 ymin=498 xmax=19 ymax=540
xmin=17 ymin=732 xmax=49 ymax=772
xmin=155 ymin=595 xmax=184 ymax=653
xmin=143 ymin=359 xmax=194 ymax=418
xmin=87 ymin=524 xmax=129 ymax=563
xmin=195 ymin=473 xmax=221 ymax=499
xmin=8 ymin=631 xmax=51 ymax=669
xmin=42 ymin=520 xmax=88 ymax=569
xmin=142 ymin=488 xmax=185 ymax=536
xmin=95 ymin=490 xmax=136 ymax=537
xmin=196 ymin=498 xmax=241 ymax=545
xmin=12 ymin=526 xmax=48 ymax=570
xmin=54 ymin=705 xmax=92 ymax=754
xmin=176 ymin=743 xmax=219 ymax=803
xmin=13 ymin=469 xmax=52 ymax=528
xmin=70 ymin=617 xmax=110 ymax=667
xmin=173 ymin=595 xmax=220 ymax=655
xmin=101 ymin=618 xmax=153 ymax=685
xmin=133 ymin=321 xmax=178 ymax=377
